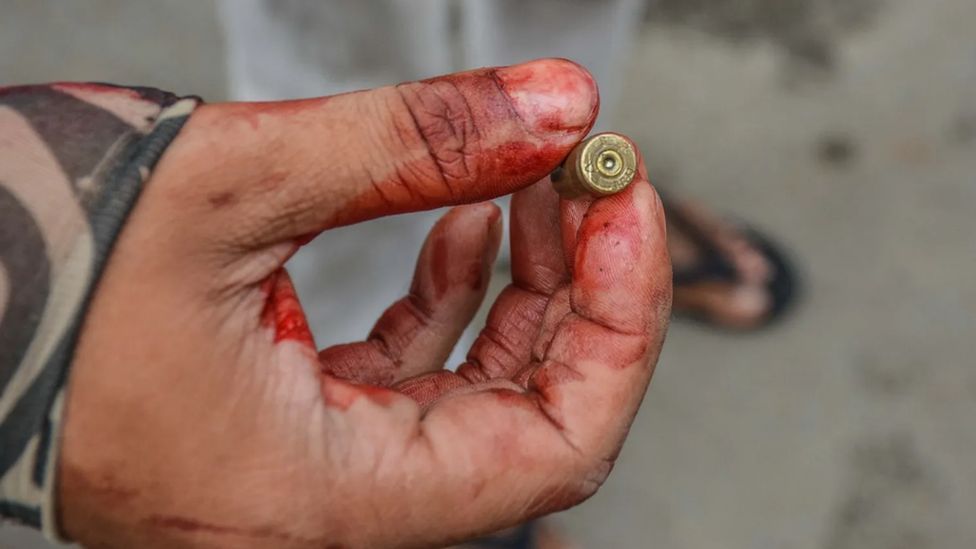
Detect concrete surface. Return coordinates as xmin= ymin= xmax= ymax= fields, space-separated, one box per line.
xmin=2 ymin=0 xmax=974 ymax=548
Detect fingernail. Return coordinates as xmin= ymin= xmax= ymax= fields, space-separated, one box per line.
xmin=495 ymin=58 xmax=599 ymax=134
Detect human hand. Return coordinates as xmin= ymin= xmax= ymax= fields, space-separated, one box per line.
xmin=59 ymin=59 xmax=671 ymax=548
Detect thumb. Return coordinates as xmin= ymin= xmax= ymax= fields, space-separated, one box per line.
xmin=155 ymin=58 xmax=599 ymax=248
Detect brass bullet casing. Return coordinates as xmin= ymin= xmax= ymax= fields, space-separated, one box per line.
xmin=552 ymin=132 xmax=638 ymax=198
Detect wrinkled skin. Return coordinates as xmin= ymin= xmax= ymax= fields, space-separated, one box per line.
xmin=60 ymin=59 xmax=672 ymax=549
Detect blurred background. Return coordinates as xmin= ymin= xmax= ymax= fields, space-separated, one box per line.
xmin=2 ymin=0 xmax=975 ymax=547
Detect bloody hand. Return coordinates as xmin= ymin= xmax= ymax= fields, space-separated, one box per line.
xmin=59 ymin=59 xmax=672 ymax=548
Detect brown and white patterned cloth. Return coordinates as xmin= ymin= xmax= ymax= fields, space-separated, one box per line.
xmin=0 ymin=83 xmax=198 ymax=539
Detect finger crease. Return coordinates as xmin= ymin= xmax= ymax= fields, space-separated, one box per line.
xmin=570 ymin=304 xmax=646 ymax=337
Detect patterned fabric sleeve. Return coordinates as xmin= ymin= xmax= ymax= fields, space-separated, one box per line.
xmin=0 ymin=83 xmax=199 ymax=540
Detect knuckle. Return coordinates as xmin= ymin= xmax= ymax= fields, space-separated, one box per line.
xmin=394 ymin=81 xmax=481 ymax=194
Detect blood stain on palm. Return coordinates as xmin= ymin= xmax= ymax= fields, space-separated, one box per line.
xmin=260 ymin=268 xmax=315 ymax=347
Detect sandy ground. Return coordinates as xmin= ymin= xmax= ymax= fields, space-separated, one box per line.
xmin=2 ymin=0 xmax=974 ymax=547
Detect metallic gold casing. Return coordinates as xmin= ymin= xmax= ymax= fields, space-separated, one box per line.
xmin=552 ymin=132 xmax=638 ymax=198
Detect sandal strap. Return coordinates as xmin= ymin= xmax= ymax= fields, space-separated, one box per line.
xmin=662 ymin=193 xmax=739 ymax=285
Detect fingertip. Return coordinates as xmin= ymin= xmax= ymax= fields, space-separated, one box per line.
xmin=571 ymin=179 xmax=671 ymax=334
xmin=632 ymin=176 xmax=667 ymax=236
xmin=444 ymin=201 xmax=502 ymax=226
xmin=444 ymin=202 xmax=504 ymax=262
xmin=480 ymin=200 xmax=504 ymax=236
xmin=495 ymin=58 xmax=600 ymax=136
xmin=628 ymin=144 xmax=669 ymax=244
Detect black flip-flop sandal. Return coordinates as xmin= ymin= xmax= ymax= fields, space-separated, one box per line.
xmin=665 ymin=196 xmax=799 ymax=329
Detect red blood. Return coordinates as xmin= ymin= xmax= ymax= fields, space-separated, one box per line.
xmin=492 ymin=60 xmax=589 ymax=98
xmin=466 ymin=260 xmax=485 ymax=291
xmin=532 ymin=113 xmax=578 ymax=134
xmin=466 ymin=205 xmax=500 ymax=291
xmin=483 ymin=141 xmax=567 ymax=184
xmin=294 ymin=232 xmax=316 ymax=246
xmin=259 ymin=269 xmax=315 ymax=347
xmin=328 ymin=140 xmax=566 ymax=232
xmin=321 ymin=64 xmax=579 ymax=232
xmin=491 ymin=61 xmax=600 ymax=133
xmin=572 ymin=215 xmax=641 ymax=291
xmin=0 ymin=84 xmax=47 ymax=97
xmin=430 ymin=236 xmax=450 ymax=298
xmin=526 ymin=359 xmax=585 ymax=415
xmin=569 ymin=193 xmax=656 ymax=335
